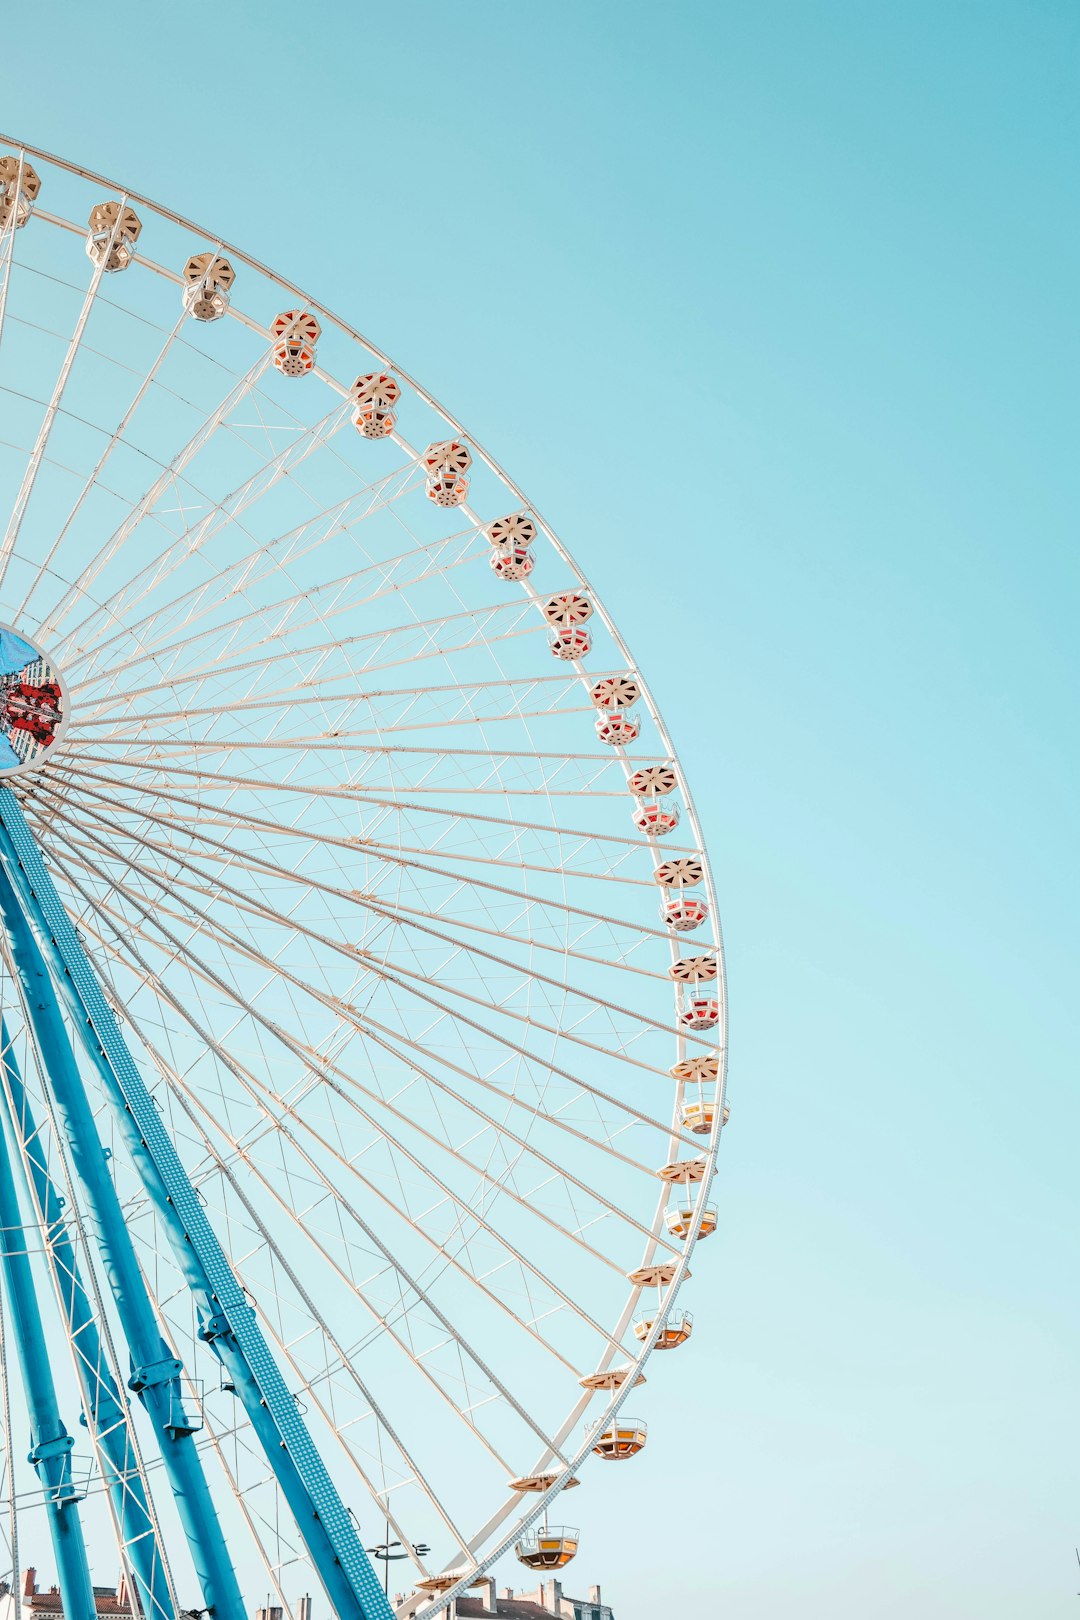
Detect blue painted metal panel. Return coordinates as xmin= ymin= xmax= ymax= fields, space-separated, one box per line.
xmin=0 ymin=1016 xmax=175 ymax=1620
xmin=0 ymin=788 xmax=394 ymax=1620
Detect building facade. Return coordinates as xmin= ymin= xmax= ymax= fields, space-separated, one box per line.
xmin=396 ymin=1577 xmax=613 ymax=1620
xmin=0 ymin=1570 xmax=138 ymax=1620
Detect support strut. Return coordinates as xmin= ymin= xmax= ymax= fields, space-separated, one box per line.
xmin=0 ymin=1015 xmax=175 ymax=1620
xmin=0 ymin=850 xmax=244 ymax=1620
xmin=0 ymin=786 xmax=393 ymax=1620
xmin=0 ymin=1051 xmax=95 ymax=1620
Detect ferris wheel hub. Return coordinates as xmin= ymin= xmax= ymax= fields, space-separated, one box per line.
xmin=0 ymin=623 xmax=68 ymax=777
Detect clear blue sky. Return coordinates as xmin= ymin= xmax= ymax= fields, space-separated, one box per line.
xmin=5 ymin=2 xmax=1079 ymax=1615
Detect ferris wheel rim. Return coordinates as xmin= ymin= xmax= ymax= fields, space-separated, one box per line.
xmin=0 ymin=131 xmax=728 ymax=1612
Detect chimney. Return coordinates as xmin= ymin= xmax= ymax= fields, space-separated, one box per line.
xmin=588 ymin=1587 xmax=601 ymax=1606
xmin=500 ymin=1592 xmax=513 ymax=1603
xmin=472 ymin=1578 xmax=496 ymax=1615
xmin=22 ymin=1572 xmax=36 ymax=1600
xmin=297 ymin=1600 xmax=313 ymax=1620
xmin=541 ymin=1579 xmax=562 ymax=1613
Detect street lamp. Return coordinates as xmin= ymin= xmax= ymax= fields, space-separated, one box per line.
xmin=366 ymin=1539 xmax=432 ymax=1599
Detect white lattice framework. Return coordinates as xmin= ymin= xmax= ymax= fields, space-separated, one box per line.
xmin=0 ymin=136 xmax=726 ymax=1617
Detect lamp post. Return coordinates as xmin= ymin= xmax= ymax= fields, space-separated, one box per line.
xmin=365 ymin=1538 xmax=431 ymax=1600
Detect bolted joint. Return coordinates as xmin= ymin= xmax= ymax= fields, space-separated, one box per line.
xmin=197 ymin=1310 xmax=233 ymax=1347
xmin=128 ymin=1355 xmax=183 ymax=1394
xmin=28 ymin=1431 xmax=74 ymax=1465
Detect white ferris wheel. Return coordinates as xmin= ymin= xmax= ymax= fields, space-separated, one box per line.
xmin=0 ymin=138 xmax=726 ymax=1620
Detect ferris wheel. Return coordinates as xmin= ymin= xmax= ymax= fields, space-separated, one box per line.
xmin=0 ymin=138 xmax=726 ymax=1620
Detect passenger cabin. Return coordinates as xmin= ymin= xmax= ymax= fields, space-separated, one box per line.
xmin=515 ymin=1527 xmax=579 ymax=1570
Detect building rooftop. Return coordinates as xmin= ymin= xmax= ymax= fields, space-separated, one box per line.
xmin=396 ymin=1576 xmax=612 ymax=1620
xmin=456 ymin=1601 xmax=549 ymax=1619
xmin=0 ymin=1572 xmax=137 ymax=1620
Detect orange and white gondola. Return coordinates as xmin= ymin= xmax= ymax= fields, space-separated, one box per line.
xmin=679 ymin=1099 xmax=723 ymax=1135
xmin=541 ymin=590 xmax=593 ymax=626
xmin=670 ymin=1053 xmax=720 ymax=1084
xmin=181 ymin=251 xmax=235 ymax=321
xmin=626 ymin=1261 xmax=681 ymax=1288
xmin=86 ymin=201 xmax=142 ymax=272
xmin=589 ymin=1418 xmax=647 ymax=1460
xmin=629 ymin=1259 xmax=693 ymax=1350
xmin=350 ymin=371 xmax=402 ymax=437
xmin=594 ymin=710 xmax=640 ymax=746
xmin=486 ymin=512 xmax=536 ymax=578
xmin=0 ymin=154 xmax=40 ymax=229
xmin=661 ymin=893 xmax=710 ymax=931
xmin=679 ymin=996 xmax=721 ymax=1033
xmin=656 ymin=1154 xmax=709 ymax=1183
xmin=672 ymin=938 xmax=720 ymax=1035
xmin=592 ymin=671 xmax=641 ymax=739
xmin=270 ymin=310 xmax=321 ymax=376
xmin=669 ymin=952 xmax=718 ymax=984
xmin=490 ymin=543 xmax=535 ymax=580
xmin=654 ymin=856 xmax=705 ymax=888
xmin=628 ymin=764 xmax=678 ymax=797
xmin=577 ymin=1364 xmax=646 ymax=1391
xmin=672 ymin=1049 xmax=723 ymax=1133
xmin=422 ymin=438 xmax=472 ymax=506
xmin=415 ymin=1573 xmax=468 ymax=1594
xmin=515 ymin=1526 xmax=580 ymax=1570
xmin=549 ymin=624 xmax=592 ymax=659
xmin=633 ymin=1309 xmax=693 ymax=1350
xmin=632 ymin=801 xmax=679 ymax=836
xmin=665 ymin=1203 xmax=718 ymax=1240
xmin=629 ymin=760 xmax=680 ymax=832
xmin=508 ymin=1472 xmax=580 ymax=1493
xmin=486 ymin=512 xmax=537 ymax=549
xmin=590 ymin=674 xmax=639 ymax=710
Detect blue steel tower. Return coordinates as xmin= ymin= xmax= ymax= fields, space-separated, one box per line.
xmin=0 ymin=633 xmax=393 ymax=1620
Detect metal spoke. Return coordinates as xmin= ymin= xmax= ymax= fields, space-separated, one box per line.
xmin=40 ymin=772 xmax=706 ymax=1077
xmin=40 ymin=777 xmax=693 ymax=1146
xmin=103 ymin=1004 xmax=470 ymax=1567
xmin=0 ymin=203 xmax=123 ymax=591
xmin=0 ymin=133 xmax=723 ymax=1606
xmin=44 ymin=809 xmax=672 ymax=1266
xmin=54 ymin=758 xmax=671 ymax=943
xmin=45 ymin=348 xmax=275 ymax=646
xmin=38 ymin=853 xmax=596 ymax=1469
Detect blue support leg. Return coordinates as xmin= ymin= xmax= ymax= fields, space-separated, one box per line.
xmin=0 ymin=856 xmax=245 ymax=1620
xmin=0 ymin=1062 xmax=96 ymax=1620
xmin=0 ymin=1016 xmax=175 ymax=1620
xmin=0 ymin=789 xmax=393 ymax=1620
